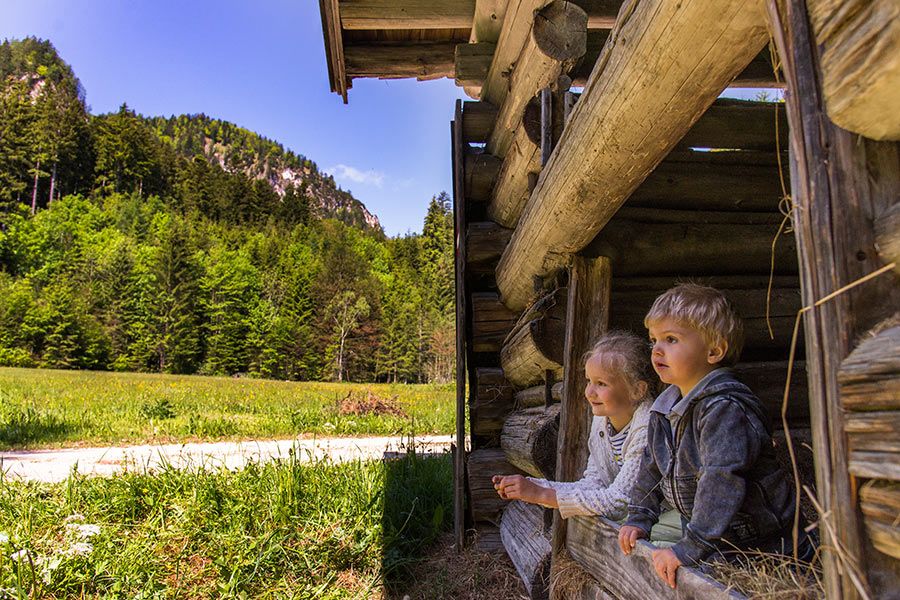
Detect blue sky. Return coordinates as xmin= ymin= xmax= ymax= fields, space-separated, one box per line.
xmin=0 ymin=0 xmax=468 ymax=235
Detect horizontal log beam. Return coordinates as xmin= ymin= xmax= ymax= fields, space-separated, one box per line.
xmin=628 ymin=151 xmax=789 ymax=212
xmin=465 ymin=151 xmax=502 ymax=201
xmin=495 ymin=0 xmax=770 ymax=310
xmin=808 ymin=0 xmax=900 ymax=140
xmin=344 ymin=43 xmax=456 ymax=80
xmin=500 ymin=289 xmax=568 ymax=387
xmin=567 ymin=517 xmax=745 ymax=599
xmin=472 ymin=367 xmax=515 ymax=436
xmin=468 ymin=448 xmax=524 ymax=523
xmin=455 ymin=42 xmax=495 ymax=90
xmin=846 ymin=411 xmax=900 ymax=453
xmin=467 ymin=221 xmax=514 ymax=268
xmin=516 ymin=381 xmax=564 ymax=408
xmin=501 ymin=404 xmax=561 ymax=478
xmin=472 ymin=292 xmax=518 ymax=353
xmin=462 ymin=101 xmax=499 ymax=143
xmin=487 ymin=1 xmax=587 ymax=158
xmin=501 ymin=500 xmax=552 ymax=600
xmin=839 ymin=323 xmax=900 ymax=412
xmin=339 ymin=0 xmax=475 ymax=29
xmin=849 ymin=451 xmax=900 ymax=481
xmin=875 ymin=202 xmax=900 ymax=274
xmin=585 ymin=217 xmax=798 ymax=277
xmin=488 ymin=126 xmax=541 ymax=227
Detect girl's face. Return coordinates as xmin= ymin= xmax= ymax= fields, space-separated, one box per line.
xmin=583 ymin=354 xmax=639 ymax=424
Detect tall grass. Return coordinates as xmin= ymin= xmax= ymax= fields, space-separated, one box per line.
xmin=0 ymin=451 xmax=452 ymax=598
xmin=0 ymin=368 xmax=455 ymax=449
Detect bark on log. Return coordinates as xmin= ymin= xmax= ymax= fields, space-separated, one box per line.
xmin=467 ymin=221 xmax=514 ymax=270
xmin=487 ymin=1 xmax=587 ymax=158
xmin=500 ymin=290 xmax=568 ymax=387
xmin=567 ymin=517 xmax=746 ymax=599
xmin=488 ymin=125 xmax=542 ymax=228
xmin=875 ymin=202 xmax=900 ymax=274
xmin=501 ymin=404 xmax=561 ymax=478
xmin=839 ymin=323 xmax=900 ymax=412
xmin=472 ymin=367 xmax=516 ymax=436
xmin=468 ymin=448 xmax=525 ymax=524
xmin=465 ymin=151 xmax=502 ymax=202
xmin=860 ymin=481 xmax=900 ymax=560
xmin=495 ymin=0 xmax=770 ymax=311
xmin=344 ymin=43 xmax=456 ymax=80
xmin=501 ymin=500 xmax=552 ymax=600
xmin=339 ymin=0 xmax=476 ymax=29
xmin=472 ymin=292 xmax=518 ymax=353
xmin=462 ymin=101 xmax=499 ymax=143
xmin=585 ymin=218 xmax=798 ymax=277
xmin=807 ymin=0 xmax=900 ymax=140
xmin=516 ymin=381 xmax=564 ymax=408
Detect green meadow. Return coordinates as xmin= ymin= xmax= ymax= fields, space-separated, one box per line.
xmin=0 ymin=368 xmax=455 ymax=449
xmin=0 ymin=452 xmax=452 ymax=599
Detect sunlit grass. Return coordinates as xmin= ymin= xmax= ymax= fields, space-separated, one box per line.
xmin=0 ymin=452 xmax=452 ymax=599
xmin=0 ymin=368 xmax=455 ymax=449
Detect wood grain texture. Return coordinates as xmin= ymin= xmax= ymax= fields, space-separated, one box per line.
xmin=468 ymin=448 xmax=525 ymax=524
xmin=875 ymin=202 xmax=900 ymax=274
xmin=501 ymin=404 xmax=561 ymax=478
xmin=472 ymin=367 xmax=516 ymax=436
xmin=488 ymin=125 xmax=542 ymax=228
xmin=462 ymin=101 xmax=499 ymax=143
xmin=807 ymin=0 xmax=900 ymax=140
xmin=465 ymin=150 xmax=502 ymax=202
xmin=339 ymin=0 xmax=476 ymax=29
xmin=496 ymin=0 xmax=770 ymax=310
xmin=839 ymin=324 xmax=900 ymax=411
xmin=501 ymin=500 xmax=553 ymax=600
xmin=860 ymin=481 xmax=900 ymax=560
xmin=344 ymin=43 xmax=456 ymax=79
xmin=472 ymin=292 xmax=518 ymax=353
xmin=516 ymin=381 xmax=564 ymax=408
xmin=567 ymin=516 xmax=746 ymax=599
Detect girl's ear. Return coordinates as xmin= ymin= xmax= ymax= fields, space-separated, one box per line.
xmin=632 ymin=380 xmax=649 ymax=402
xmin=707 ymin=339 xmax=728 ymax=365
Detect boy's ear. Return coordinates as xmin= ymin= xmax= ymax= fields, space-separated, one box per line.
xmin=707 ymin=339 xmax=728 ymax=365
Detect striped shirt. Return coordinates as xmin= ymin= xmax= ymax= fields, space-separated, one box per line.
xmin=608 ymin=421 xmax=631 ymax=467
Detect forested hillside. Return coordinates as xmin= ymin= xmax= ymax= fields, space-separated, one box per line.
xmin=0 ymin=37 xmax=454 ymax=382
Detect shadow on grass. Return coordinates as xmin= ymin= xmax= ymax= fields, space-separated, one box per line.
xmin=0 ymin=406 xmax=73 ymax=447
xmin=381 ymin=450 xmax=454 ymax=597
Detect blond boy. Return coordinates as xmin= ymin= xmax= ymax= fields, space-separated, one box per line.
xmin=618 ymin=284 xmax=810 ymax=588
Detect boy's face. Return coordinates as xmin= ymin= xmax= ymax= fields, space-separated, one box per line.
xmin=647 ymin=317 xmax=725 ymax=396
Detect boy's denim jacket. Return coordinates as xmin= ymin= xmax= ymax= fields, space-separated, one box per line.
xmin=624 ymin=368 xmax=795 ymax=566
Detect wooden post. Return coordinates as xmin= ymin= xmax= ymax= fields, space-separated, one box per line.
xmin=452 ymin=99 xmax=468 ymax=551
xmin=767 ymin=1 xmax=900 ymax=597
xmin=540 ymin=87 xmax=553 ymax=165
xmin=550 ymin=257 xmax=611 ymax=572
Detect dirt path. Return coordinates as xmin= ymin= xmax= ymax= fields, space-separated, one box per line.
xmin=1 ymin=434 xmax=456 ymax=483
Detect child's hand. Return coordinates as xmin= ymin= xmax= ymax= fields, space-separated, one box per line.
xmin=617 ymin=525 xmax=647 ymax=555
xmin=491 ymin=474 xmax=541 ymax=503
xmin=651 ymin=548 xmax=682 ymax=589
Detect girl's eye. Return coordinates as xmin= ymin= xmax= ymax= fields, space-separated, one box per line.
xmin=667 ymin=336 xmax=677 ymax=344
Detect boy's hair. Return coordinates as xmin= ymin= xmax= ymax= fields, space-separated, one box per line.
xmin=644 ymin=283 xmax=744 ymax=366
xmin=583 ymin=330 xmax=659 ymax=403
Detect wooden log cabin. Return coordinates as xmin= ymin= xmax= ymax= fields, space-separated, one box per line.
xmin=318 ymin=1 xmax=900 ymax=598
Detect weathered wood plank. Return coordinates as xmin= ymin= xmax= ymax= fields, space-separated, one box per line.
xmin=845 ymin=412 xmax=900 ymax=453
xmin=344 ymin=43 xmax=456 ymax=80
xmin=677 ymin=99 xmax=789 ymax=151
xmin=839 ymin=323 xmax=900 ymax=411
xmin=472 ymin=367 xmax=516 ymax=436
xmin=487 ymin=1 xmax=587 ymax=158
xmin=849 ymin=452 xmax=900 ymax=481
xmin=495 ymin=0 xmax=770 ymax=310
xmin=468 ymin=448 xmax=524 ymax=524
xmin=501 ymin=500 xmax=552 ymax=600
xmin=467 ymin=221 xmax=514 ymax=267
xmin=339 ymin=0 xmax=476 ymax=29
xmin=472 ymin=292 xmax=518 ymax=353
xmin=768 ymin=2 xmax=900 ymax=594
xmin=452 ymin=101 xmax=467 ymax=550
xmin=500 ymin=289 xmax=568 ymax=387
xmin=552 ymin=257 xmax=611 ymax=561
xmin=567 ymin=516 xmax=746 ymax=599
xmin=807 ymin=0 xmax=900 ymax=140
xmin=456 ymin=42 xmax=496 ymax=90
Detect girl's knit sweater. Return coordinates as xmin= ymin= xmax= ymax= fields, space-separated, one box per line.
xmin=528 ymin=401 xmax=651 ymax=520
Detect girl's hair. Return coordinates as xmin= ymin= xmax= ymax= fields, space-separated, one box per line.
xmin=583 ymin=330 xmax=659 ymax=403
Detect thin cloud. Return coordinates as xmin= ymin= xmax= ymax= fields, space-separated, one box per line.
xmin=326 ymin=164 xmax=385 ymax=188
